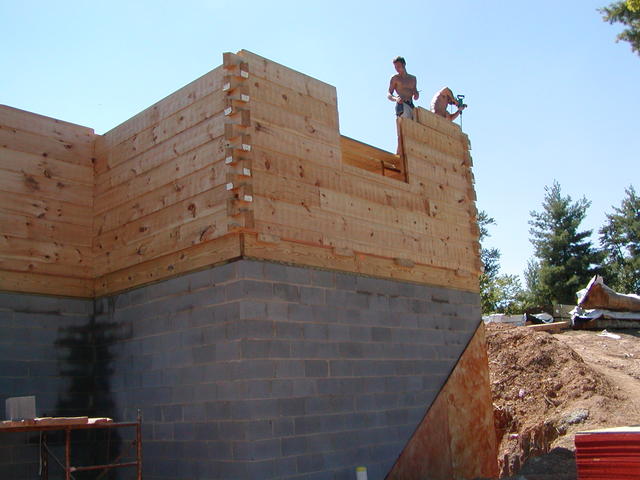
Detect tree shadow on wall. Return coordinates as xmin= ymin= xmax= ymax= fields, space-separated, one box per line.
xmin=52 ymin=297 xmax=129 ymax=479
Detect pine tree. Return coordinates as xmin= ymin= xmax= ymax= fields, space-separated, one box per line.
xmin=528 ymin=181 xmax=601 ymax=305
xmin=599 ymin=186 xmax=640 ymax=293
xmin=600 ymin=1 xmax=640 ymax=56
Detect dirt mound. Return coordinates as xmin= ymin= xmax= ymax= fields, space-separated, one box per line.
xmin=485 ymin=323 xmax=631 ymax=477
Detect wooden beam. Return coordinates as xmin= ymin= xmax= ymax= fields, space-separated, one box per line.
xmin=94 ymin=233 xmax=241 ymax=297
xmin=0 ymin=270 xmax=94 ymax=298
xmin=0 ymin=125 xmax=93 ymax=166
xmin=242 ymin=233 xmax=479 ymax=292
xmin=237 ymin=50 xmax=337 ymax=105
xmin=247 ymin=76 xmax=338 ymax=129
xmin=101 ymin=66 xmax=224 ymax=149
xmin=0 ymin=167 xmax=93 ymax=208
xmin=0 ymin=105 xmax=95 ymax=145
xmin=0 ymin=146 xmax=93 ymax=186
xmin=0 ymin=191 xmax=92 ymax=227
xmin=98 ymin=100 xmax=226 ymax=174
xmin=95 ymin=136 xmax=227 ymax=216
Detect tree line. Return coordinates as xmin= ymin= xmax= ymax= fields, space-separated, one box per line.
xmin=480 ymin=182 xmax=639 ymax=314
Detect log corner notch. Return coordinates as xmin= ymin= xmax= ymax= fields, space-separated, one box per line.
xmin=223 ymin=52 xmax=255 ymax=235
xmin=0 ymin=49 xmax=482 ymax=298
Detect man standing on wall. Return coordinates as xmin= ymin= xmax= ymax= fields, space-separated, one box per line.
xmin=388 ymin=56 xmax=419 ymax=120
xmin=430 ymin=87 xmax=466 ymax=122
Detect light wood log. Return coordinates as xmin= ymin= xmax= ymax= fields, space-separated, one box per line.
xmin=0 ymin=146 xmax=93 ymax=185
xmin=101 ymin=66 xmax=224 ymax=149
xmin=0 ymin=105 xmax=95 ymax=144
xmin=0 ymin=191 xmax=92 ymax=227
xmin=0 ymin=125 xmax=93 ymax=166
xmin=0 ymin=168 xmax=93 ymax=208
xmin=247 ymin=76 xmax=338 ymax=128
xmin=94 ymin=233 xmax=241 ymax=297
xmin=0 ymin=270 xmax=94 ymax=298
xmin=237 ymin=50 xmax=337 ymax=105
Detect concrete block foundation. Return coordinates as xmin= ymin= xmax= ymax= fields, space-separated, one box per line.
xmin=1 ymin=260 xmax=483 ymax=479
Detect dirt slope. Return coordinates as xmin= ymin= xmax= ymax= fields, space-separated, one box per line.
xmin=485 ymin=323 xmax=640 ymax=479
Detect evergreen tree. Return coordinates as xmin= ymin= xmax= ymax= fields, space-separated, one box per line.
xmin=478 ymin=211 xmax=525 ymax=314
xmin=528 ymin=181 xmax=601 ymax=305
xmin=599 ymin=186 xmax=640 ymax=293
xmin=600 ymin=1 xmax=640 ymax=56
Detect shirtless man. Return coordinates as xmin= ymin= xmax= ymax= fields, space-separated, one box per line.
xmin=388 ymin=56 xmax=419 ymax=120
xmin=430 ymin=87 xmax=466 ymax=122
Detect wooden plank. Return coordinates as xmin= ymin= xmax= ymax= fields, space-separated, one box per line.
xmin=0 ymin=146 xmax=93 ymax=185
xmin=95 ymin=187 xmax=229 ymax=252
xmin=252 ymin=197 xmax=474 ymax=271
xmin=0 ymin=125 xmax=93 ymax=166
xmin=251 ymin=122 xmax=342 ymax=168
xmin=243 ymin=234 xmax=479 ymax=292
xmin=318 ymin=188 xmax=476 ymax=242
xmin=0 ymin=105 xmax=94 ymax=148
xmin=248 ymin=76 xmax=338 ymax=129
xmin=101 ymin=66 xmax=224 ymax=149
xmin=0 ymin=270 xmax=94 ymax=298
xmin=99 ymin=100 xmax=226 ymax=173
xmin=0 ymin=167 xmax=93 ymax=208
xmin=252 ymin=170 xmax=321 ymax=208
xmin=250 ymin=98 xmax=340 ymax=146
xmin=94 ymin=233 xmax=241 ymax=297
xmin=400 ymin=119 xmax=467 ymax=159
xmin=95 ymin=163 xmax=228 ymax=235
xmin=413 ymin=107 xmax=464 ymax=138
xmin=0 ymin=235 xmax=92 ymax=269
xmin=0 ymin=256 xmax=93 ymax=278
xmin=237 ymin=50 xmax=337 ymax=105
xmin=95 ymin=135 xmax=227 ymax=216
xmin=404 ymin=155 xmax=473 ymax=195
xmin=0 ymin=211 xmax=92 ymax=247
xmin=0 ymin=191 xmax=91 ymax=228
xmin=94 ymin=207 xmax=229 ymax=276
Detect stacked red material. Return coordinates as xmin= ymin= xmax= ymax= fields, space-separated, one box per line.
xmin=575 ymin=426 xmax=640 ymax=479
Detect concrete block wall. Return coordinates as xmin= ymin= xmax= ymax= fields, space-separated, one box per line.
xmin=95 ymin=259 xmax=481 ymax=479
xmin=0 ymin=293 xmax=94 ymax=479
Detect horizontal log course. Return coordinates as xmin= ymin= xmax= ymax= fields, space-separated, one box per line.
xmin=0 ymin=191 xmax=91 ymax=227
xmin=94 ymin=206 xmax=229 ymax=276
xmin=94 ymin=137 xmax=227 ymax=219
xmin=247 ymin=77 xmax=338 ymax=129
xmin=94 ymin=233 xmax=241 ymax=297
xmin=0 ymin=105 xmax=94 ymax=144
xmin=96 ymin=97 xmax=226 ymax=175
xmin=100 ymin=66 xmax=224 ymax=150
xmin=1 ymin=146 xmax=93 ymax=186
xmin=0 ymin=270 xmax=94 ymax=297
xmin=243 ymin=233 xmax=479 ymax=293
xmin=237 ymin=50 xmax=337 ymax=105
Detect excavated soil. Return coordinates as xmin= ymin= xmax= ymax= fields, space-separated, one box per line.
xmin=485 ymin=323 xmax=640 ymax=479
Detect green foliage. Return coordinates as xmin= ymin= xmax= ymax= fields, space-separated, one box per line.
xmin=478 ymin=210 xmax=525 ymax=314
xmin=528 ymin=181 xmax=602 ymax=305
xmin=600 ymin=1 xmax=640 ymax=55
xmin=599 ymin=186 xmax=640 ymax=293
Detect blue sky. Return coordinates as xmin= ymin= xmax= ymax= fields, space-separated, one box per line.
xmin=2 ymin=0 xmax=638 ymax=283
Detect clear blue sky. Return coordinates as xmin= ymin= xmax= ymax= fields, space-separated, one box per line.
xmin=2 ymin=0 xmax=638 ymax=283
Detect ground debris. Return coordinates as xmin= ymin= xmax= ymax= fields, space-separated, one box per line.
xmin=486 ymin=323 xmax=640 ymax=478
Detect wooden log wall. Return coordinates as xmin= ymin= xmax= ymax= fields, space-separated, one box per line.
xmin=236 ymin=50 xmax=480 ymax=292
xmin=0 ymin=106 xmax=95 ymax=296
xmin=93 ymin=65 xmax=242 ymax=296
xmin=0 ymin=50 xmax=480 ymax=297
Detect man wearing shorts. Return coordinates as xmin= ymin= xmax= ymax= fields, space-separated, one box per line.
xmin=388 ymin=56 xmax=419 ymax=120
